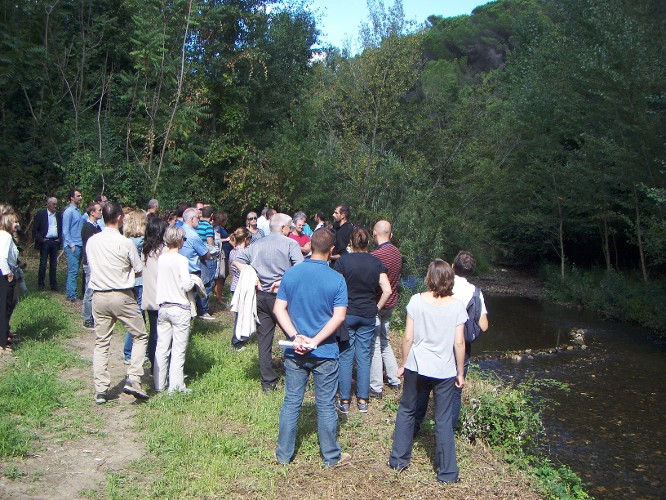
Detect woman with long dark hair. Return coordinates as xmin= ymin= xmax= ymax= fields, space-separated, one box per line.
xmin=140 ymin=216 xmax=168 ymax=370
xmin=388 ymin=259 xmax=467 ymax=483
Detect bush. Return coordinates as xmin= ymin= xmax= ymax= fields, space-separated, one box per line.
xmin=460 ymin=370 xmax=589 ymax=498
xmin=542 ymin=264 xmax=666 ymax=331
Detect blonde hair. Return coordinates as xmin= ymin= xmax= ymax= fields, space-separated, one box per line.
xmin=123 ymin=210 xmax=147 ymax=238
xmin=0 ymin=203 xmax=18 ymax=233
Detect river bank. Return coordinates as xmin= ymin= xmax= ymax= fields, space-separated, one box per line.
xmin=0 ymin=262 xmax=548 ymax=498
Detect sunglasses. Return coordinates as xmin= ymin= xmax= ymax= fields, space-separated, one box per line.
xmin=247 ymin=216 xmax=257 ymax=220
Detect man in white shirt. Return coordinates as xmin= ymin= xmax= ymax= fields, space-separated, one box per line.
xmin=32 ymin=197 xmax=62 ymax=291
xmin=87 ymin=202 xmax=149 ymax=404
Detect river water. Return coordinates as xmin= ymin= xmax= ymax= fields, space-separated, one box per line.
xmin=474 ymin=295 xmax=665 ymax=499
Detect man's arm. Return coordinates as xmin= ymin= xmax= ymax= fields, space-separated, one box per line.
xmin=479 ymin=313 xmax=489 ymax=332
xmin=273 ymin=298 xmax=299 ymax=340
xmin=62 ymin=209 xmax=72 ymax=248
xmin=377 ymin=272 xmax=392 ymax=311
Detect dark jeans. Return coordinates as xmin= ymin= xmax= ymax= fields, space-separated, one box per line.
xmin=0 ymin=277 xmax=17 ymax=348
xmin=147 ymin=309 xmax=158 ymax=369
xmin=256 ymin=290 xmax=279 ymax=387
xmin=414 ymin=349 xmax=470 ymax=435
xmin=38 ymin=239 xmax=59 ymax=289
xmin=389 ymin=369 xmax=459 ymax=483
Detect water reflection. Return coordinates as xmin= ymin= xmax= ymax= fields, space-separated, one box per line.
xmin=476 ymin=295 xmax=665 ymax=499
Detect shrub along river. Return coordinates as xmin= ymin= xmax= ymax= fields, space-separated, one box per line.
xmin=475 ymin=295 xmax=665 ymax=498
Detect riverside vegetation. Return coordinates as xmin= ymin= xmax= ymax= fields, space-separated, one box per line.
xmin=0 ymin=260 xmax=588 ymax=498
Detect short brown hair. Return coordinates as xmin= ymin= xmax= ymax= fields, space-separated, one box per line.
xmin=425 ymin=259 xmax=455 ymax=298
xmin=350 ymin=226 xmax=370 ymax=251
xmin=311 ymin=228 xmax=335 ymax=253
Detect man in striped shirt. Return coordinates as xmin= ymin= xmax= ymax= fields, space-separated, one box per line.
xmin=369 ymin=220 xmax=403 ymax=398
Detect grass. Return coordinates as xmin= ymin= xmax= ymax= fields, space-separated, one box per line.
xmin=0 ymin=292 xmax=94 ymax=458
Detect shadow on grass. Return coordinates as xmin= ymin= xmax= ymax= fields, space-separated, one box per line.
xmin=293 ymin=401 xmax=319 ymax=457
xmin=11 ymin=293 xmax=73 ymax=342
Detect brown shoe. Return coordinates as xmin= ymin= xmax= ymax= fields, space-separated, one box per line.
xmin=333 ymin=452 xmax=352 ymax=467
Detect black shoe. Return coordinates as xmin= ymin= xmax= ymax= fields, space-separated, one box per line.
xmin=369 ymin=389 xmax=383 ymax=399
xmin=262 ymin=382 xmax=277 ymax=393
xmin=38 ymin=285 xmax=45 ymax=291
xmin=83 ymin=320 xmax=95 ymax=330
xmin=439 ymin=477 xmax=461 ymax=484
xmin=388 ymin=461 xmax=409 ymax=472
xmin=51 ymin=286 xmax=59 ymax=292
xmin=95 ymin=392 xmax=108 ymax=405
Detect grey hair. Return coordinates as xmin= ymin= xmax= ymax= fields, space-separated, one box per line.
xmin=292 ymin=211 xmax=306 ymax=223
xmin=270 ymin=213 xmax=292 ymax=232
xmin=164 ymin=226 xmax=185 ymax=248
xmin=183 ymin=207 xmax=198 ymax=224
xmin=147 ymin=199 xmax=159 ymax=209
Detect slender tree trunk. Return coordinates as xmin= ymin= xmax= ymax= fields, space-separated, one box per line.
xmin=632 ymin=186 xmax=648 ymax=283
xmin=153 ymin=0 xmax=193 ymax=193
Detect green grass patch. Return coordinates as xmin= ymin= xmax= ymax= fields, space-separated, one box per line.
xmin=0 ymin=291 xmax=94 ymax=458
xmin=128 ymin=326 xmax=287 ymax=497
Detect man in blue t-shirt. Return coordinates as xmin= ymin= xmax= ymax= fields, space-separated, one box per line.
xmin=273 ymin=228 xmax=351 ymax=467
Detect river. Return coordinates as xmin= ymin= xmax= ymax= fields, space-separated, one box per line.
xmin=475 ymin=295 xmax=665 ymax=499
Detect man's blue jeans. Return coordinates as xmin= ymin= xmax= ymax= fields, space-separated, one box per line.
xmin=64 ymin=246 xmax=81 ymax=300
xmin=276 ymin=357 xmax=341 ymax=466
xmin=338 ymin=314 xmax=376 ymax=401
xmin=82 ymin=264 xmax=93 ymax=323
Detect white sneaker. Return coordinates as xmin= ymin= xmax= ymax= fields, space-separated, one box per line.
xmin=198 ymin=313 xmax=215 ymax=321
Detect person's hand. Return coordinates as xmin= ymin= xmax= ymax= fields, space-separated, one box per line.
xmin=70 ymin=245 xmax=75 ymax=252
xmin=293 ymin=334 xmax=315 ymax=355
xmin=397 ymin=366 xmax=405 ymax=378
xmin=455 ymin=374 xmax=465 ymax=389
xmin=269 ymin=280 xmax=281 ymax=293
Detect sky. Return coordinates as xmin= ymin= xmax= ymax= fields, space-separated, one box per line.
xmin=307 ymin=0 xmax=492 ymax=50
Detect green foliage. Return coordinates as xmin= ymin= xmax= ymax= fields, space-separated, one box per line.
xmin=543 ymin=264 xmax=666 ymax=330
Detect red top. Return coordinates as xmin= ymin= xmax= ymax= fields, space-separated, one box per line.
xmin=289 ymin=232 xmax=310 ymax=248
xmin=371 ymin=242 xmax=402 ymax=308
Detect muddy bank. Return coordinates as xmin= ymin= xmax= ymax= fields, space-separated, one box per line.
xmin=475 ymin=267 xmax=545 ymax=300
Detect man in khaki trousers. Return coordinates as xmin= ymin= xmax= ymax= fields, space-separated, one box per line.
xmin=86 ymin=201 xmax=149 ymax=404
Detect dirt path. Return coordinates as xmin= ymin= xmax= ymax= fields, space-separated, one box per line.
xmin=0 ymin=303 xmax=148 ymax=499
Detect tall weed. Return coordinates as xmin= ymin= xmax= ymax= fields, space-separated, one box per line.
xmin=542 ymin=264 xmax=666 ymax=331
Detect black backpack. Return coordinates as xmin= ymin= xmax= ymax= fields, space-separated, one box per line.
xmin=464 ymin=287 xmax=483 ymax=343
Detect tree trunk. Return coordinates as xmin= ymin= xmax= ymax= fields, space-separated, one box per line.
xmin=632 ymin=186 xmax=648 ymax=283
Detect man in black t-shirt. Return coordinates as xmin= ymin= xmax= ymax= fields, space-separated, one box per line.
xmin=330 ymin=204 xmax=353 ymax=267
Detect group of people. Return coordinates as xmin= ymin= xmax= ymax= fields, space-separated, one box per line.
xmin=4 ymin=193 xmax=491 ymax=483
